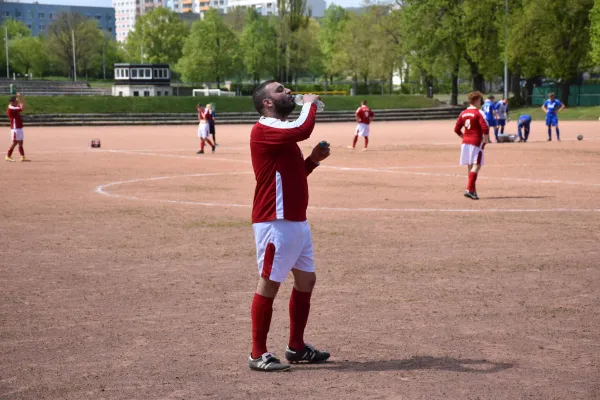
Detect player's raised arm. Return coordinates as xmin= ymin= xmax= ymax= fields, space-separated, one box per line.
xmin=17 ymin=93 xmax=25 ymax=111
xmin=252 ymin=82 xmax=318 ymax=145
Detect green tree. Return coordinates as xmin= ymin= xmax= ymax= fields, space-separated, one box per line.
xmin=240 ymin=9 xmax=275 ymax=83
xmin=319 ymin=5 xmax=349 ymax=82
xmin=1 ymin=19 xmax=31 ymax=39
xmin=177 ymin=9 xmax=238 ymax=87
xmin=124 ymin=7 xmax=188 ymax=65
xmin=591 ymin=0 xmax=600 ymax=64
xmin=291 ymin=18 xmax=323 ymax=82
xmin=9 ymin=36 xmax=47 ymax=77
xmin=511 ymin=0 xmax=593 ymax=105
xmin=45 ymin=12 xmax=104 ymax=79
xmin=403 ymin=0 xmax=464 ymax=102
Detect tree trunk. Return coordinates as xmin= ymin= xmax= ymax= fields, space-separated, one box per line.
xmin=450 ymin=61 xmax=459 ymax=106
xmin=466 ymin=56 xmax=484 ymax=92
xmin=389 ymin=71 xmax=393 ymax=95
xmin=524 ymin=77 xmax=541 ymax=106
xmin=559 ymin=77 xmax=577 ymax=106
xmin=511 ymin=69 xmax=522 ymax=104
xmin=424 ymin=75 xmax=433 ymax=98
xmin=216 ymin=75 xmax=221 ymax=89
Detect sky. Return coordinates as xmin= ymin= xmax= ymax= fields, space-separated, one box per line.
xmin=17 ymin=0 xmax=365 ymax=9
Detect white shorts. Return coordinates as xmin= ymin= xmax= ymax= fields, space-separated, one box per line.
xmin=460 ymin=144 xmax=484 ymax=166
xmin=11 ymin=129 xmax=24 ymax=141
xmin=197 ymin=123 xmax=210 ymax=139
xmin=252 ymin=219 xmax=314 ymax=283
xmin=356 ymin=123 xmax=370 ymax=137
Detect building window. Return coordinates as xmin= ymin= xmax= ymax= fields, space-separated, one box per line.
xmin=39 ymin=25 xmax=46 ymax=32
xmin=144 ymin=91 xmax=150 ymax=97
xmin=3 ymin=12 xmax=10 ymax=17
xmin=156 ymin=91 xmax=161 ymax=96
xmin=39 ymin=13 xmax=45 ymax=19
xmin=49 ymin=13 xmax=55 ymax=20
xmin=145 ymin=69 xmax=151 ymax=78
xmin=108 ymin=27 xmax=113 ymax=33
xmin=124 ymin=69 xmax=129 ymax=78
xmin=27 ymin=24 xmax=32 ymax=30
xmin=267 ymin=2 xmax=272 ymax=6
xmin=133 ymin=91 xmax=139 ymax=97
xmin=131 ymin=69 xmax=138 ymax=78
xmin=15 ymin=11 xmax=22 ymax=18
xmin=118 ymin=91 xmax=123 ymax=96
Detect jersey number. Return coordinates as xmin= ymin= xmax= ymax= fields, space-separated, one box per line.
xmin=465 ymin=119 xmax=471 ymax=129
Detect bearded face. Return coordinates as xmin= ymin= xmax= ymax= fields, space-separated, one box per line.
xmin=271 ymin=94 xmax=296 ymax=117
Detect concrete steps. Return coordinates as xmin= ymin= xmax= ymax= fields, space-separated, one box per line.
xmin=0 ymin=107 xmax=464 ymax=126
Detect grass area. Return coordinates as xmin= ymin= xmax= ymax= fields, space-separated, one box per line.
xmin=20 ymin=95 xmax=439 ymax=114
xmin=509 ymin=106 xmax=600 ymax=121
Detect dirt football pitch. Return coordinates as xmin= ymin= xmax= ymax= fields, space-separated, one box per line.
xmin=1 ymin=120 xmax=599 ymax=400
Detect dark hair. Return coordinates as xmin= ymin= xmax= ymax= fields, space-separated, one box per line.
xmin=548 ymin=92 xmax=555 ymax=97
xmin=361 ymin=100 xmax=367 ymax=105
xmin=196 ymin=103 xmax=203 ymax=108
xmin=252 ymin=80 xmax=277 ymax=114
xmin=488 ymin=95 xmax=495 ymax=100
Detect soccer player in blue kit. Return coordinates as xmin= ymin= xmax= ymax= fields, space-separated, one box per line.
xmin=542 ymin=92 xmax=565 ymax=141
xmin=517 ymin=114 xmax=532 ymax=142
xmin=482 ymin=95 xmax=499 ymax=142
xmin=495 ymin=98 xmax=509 ymax=134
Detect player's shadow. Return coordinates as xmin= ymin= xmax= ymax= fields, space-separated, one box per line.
xmin=482 ymin=196 xmax=553 ymax=200
xmin=300 ymin=355 xmax=514 ymax=373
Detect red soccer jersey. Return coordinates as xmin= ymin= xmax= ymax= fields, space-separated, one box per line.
xmin=7 ymin=105 xmax=23 ymax=129
xmin=250 ymin=103 xmax=318 ymax=223
xmin=198 ymin=109 xmax=208 ymax=122
xmin=204 ymin=109 xmax=213 ymax=123
xmin=454 ymin=106 xmax=489 ymax=146
xmin=355 ymin=105 xmax=374 ymax=124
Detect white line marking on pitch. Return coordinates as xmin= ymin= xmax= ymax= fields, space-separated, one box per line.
xmin=92 ymin=149 xmax=600 ymax=188
xmin=95 ymin=172 xmax=600 ymax=213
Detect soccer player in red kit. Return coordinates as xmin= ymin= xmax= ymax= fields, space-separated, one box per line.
xmin=454 ymin=91 xmax=489 ymax=200
xmin=248 ymin=81 xmax=331 ymax=372
xmin=196 ymin=104 xmax=215 ymax=155
xmin=348 ymin=100 xmax=374 ymax=151
xmin=5 ymin=93 xmax=30 ymax=162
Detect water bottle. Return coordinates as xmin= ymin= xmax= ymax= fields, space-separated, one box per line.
xmin=293 ymin=94 xmax=325 ymax=112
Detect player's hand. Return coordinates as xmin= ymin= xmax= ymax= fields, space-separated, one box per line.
xmin=310 ymin=141 xmax=330 ymax=164
xmin=302 ymin=94 xmax=320 ymax=105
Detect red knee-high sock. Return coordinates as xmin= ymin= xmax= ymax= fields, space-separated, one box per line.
xmin=200 ymin=140 xmax=205 ymax=151
xmin=251 ymin=293 xmax=274 ymax=359
xmin=288 ymin=287 xmax=312 ymax=351
xmin=205 ymin=138 xmax=214 ymax=147
xmin=467 ymin=172 xmax=478 ymax=192
xmin=7 ymin=146 xmax=14 ymax=157
xmin=18 ymin=145 xmax=24 ymax=156
xmin=364 ymin=137 xmax=369 ymax=149
xmin=352 ymin=135 xmax=358 ymax=147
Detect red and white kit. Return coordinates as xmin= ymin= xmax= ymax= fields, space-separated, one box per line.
xmin=355 ymin=105 xmax=374 ymax=136
xmin=8 ymin=105 xmax=24 ymax=141
xmin=250 ymin=102 xmax=319 ymax=282
xmin=198 ymin=108 xmax=211 ymax=139
xmin=454 ymin=106 xmax=489 ymax=165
